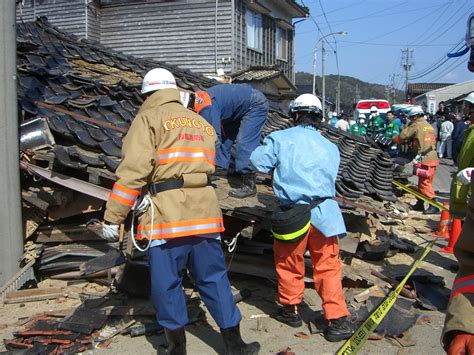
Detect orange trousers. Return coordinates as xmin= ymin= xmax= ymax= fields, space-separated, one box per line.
xmin=273 ymin=225 xmax=350 ymax=320
xmin=418 ymin=165 xmax=437 ymax=199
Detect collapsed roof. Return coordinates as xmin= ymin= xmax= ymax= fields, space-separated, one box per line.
xmin=17 ymin=18 xmax=396 ymax=203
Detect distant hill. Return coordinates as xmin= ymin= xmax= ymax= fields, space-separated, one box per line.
xmin=295 ymin=72 xmax=405 ymax=113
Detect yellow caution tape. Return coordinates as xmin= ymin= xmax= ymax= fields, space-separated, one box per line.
xmin=337 ymin=225 xmax=445 ymax=355
xmin=392 ymin=179 xmax=449 ymax=212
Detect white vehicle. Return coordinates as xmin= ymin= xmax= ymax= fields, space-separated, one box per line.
xmin=353 ymin=99 xmax=391 ymax=122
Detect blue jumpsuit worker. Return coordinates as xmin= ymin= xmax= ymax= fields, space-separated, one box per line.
xmin=249 ymin=94 xmax=353 ymax=342
xmin=101 ymin=68 xmax=260 ymax=355
xmin=193 ymin=83 xmax=269 ymax=199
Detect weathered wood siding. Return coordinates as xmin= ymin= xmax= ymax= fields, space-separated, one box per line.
xmin=99 ymin=0 xmax=233 ymax=75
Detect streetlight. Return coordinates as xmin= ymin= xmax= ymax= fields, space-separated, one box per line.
xmin=312 ymin=31 xmax=348 ymax=118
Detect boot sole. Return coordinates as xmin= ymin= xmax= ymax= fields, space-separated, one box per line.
xmin=324 ymin=332 xmax=353 ymax=342
xmin=275 ymin=317 xmax=303 ymax=328
xmin=228 ymin=192 xmax=257 ymax=198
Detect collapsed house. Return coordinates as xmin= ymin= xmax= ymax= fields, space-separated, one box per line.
xmin=3 ymin=17 xmax=454 ymax=354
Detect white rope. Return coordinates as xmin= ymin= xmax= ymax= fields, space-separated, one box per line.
xmin=224 ymin=232 xmax=239 ymax=253
xmin=130 ymin=194 xmax=153 ymax=252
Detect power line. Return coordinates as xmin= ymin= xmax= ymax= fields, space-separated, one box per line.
xmin=408 ymin=0 xmax=453 ymax=46
xmin=409 ymin=39 xmax=464 ymax=79
xmin=426 ymin=56 xmax=465 ymax=82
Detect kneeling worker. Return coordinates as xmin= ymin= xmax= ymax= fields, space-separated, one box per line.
xmin=191 ymin=83 xmax=269 ymax=198
xmin=102 ymin=68 xmax=259 ymax=355
xmin=249 ymin=94 xmax=353 ymax=342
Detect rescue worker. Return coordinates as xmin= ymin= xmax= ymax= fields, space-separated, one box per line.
xmin=366 ymin=106 xmax=386 ymax=137
xmin=191 ymin=83 xmax=269 ymax=199
xmin=349 ymin=114 xmax=367 ymax=136
xmin=249 ymin=94 xmax=353 ymax=342
xmin=101 ymin=68 xmax=260 ymax=355
xmin=392 ymin=106 xmax=440 ymax=214
xmin=384 ymin=111 xmax=401 ymax=157
xmin=442 ymin=123 xmax=474 ymax=355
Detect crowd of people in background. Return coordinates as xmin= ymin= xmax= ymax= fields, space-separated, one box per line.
xmin=327 ymin=101 xmax=472 ymax=167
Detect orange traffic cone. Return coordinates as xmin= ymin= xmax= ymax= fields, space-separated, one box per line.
xmin=433 ymin=202 xmax=450 ymax=239
xmin=440 ymin=218 xmax=462 ymax=254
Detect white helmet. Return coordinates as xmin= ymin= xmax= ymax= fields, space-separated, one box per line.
xmin=141 ymin=68 xmax=177 ymax=95
xmin=408 ymin=106 xmax=425 ymax=117
xmin=289 ymin=94 xmax=322 ymax=114
xmin=358 ymin=113 xmax=366 ymax=119
xmin=370 ymin=105 xmax=378 ymax=113
xmin=332 ymin=112 xmax=338 ymax=117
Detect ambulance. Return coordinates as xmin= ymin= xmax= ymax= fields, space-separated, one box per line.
xmin=353 ymin=99 xmax=391 ymax=122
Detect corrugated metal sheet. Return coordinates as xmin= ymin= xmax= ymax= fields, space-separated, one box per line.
xmin=16 ymin=0 xmax=87 ymax=39
xmin=100 ymin=1 xmax=233 ymax=75
xmin=86 ymin=1 xmax=101 ymax=42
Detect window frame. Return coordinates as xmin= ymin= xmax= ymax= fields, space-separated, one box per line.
xmin=246 ymin=8 xmax=263 ymax=52
xmin=275 ymin=26 xmax=288 ymax=61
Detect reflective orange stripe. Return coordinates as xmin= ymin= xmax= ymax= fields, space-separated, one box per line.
xmin=194 ymin=91 xmax=212 ymax=114
xmin=158 ymin=147 xmax=216 ymax=157
xmin=109 ymin=192 xmax=136 ymax=206
xmin=112 ymin=183 xmax=140 ymax=197
xmin=138 ymin=218 xmax=224 ymax=230
xmin=136 ymin=217 xmax=225 ymax=240
xmin=159 ymin=157 xmax=215 ymax=165
xmin=109 ymin=182 xmax=139 ymax=206
xmin=157 ymin=147 xmax=216 ymax=165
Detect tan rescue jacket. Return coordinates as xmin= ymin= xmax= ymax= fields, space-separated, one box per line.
xmin=396 ymin=118 xmax=439 ymax=166
xmin=442 ymin=176 xmax=474 ymax=349
xmin=104 ymin=88 xmax=224 ymax=240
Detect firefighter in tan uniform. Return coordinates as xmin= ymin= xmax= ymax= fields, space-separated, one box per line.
xmin=392 ymin=106 xmax=440 ymax=214
xmin=101 ymin=68 xmax=260 ymax=355
xmin=442 ymin=125 xmax=474 ymax=355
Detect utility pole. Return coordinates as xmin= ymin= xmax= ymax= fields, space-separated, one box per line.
xmin=321 ymin=41 xmax=326 ymax=118
xmin=402 ymin=48 xmax=413 ymax=101
xmin=337 ymin=79 xmax=341 ymax=113
xmin=0 ymin=0 xmax=23 ymax=286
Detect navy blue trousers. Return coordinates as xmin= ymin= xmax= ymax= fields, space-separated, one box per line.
xmin=148 ymin=237 xmax=241 ymax=330
xmin=217 ymin=90 xmax=269 ymax=174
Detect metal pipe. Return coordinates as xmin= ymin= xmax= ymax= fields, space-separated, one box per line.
xmin=0 ymin=0 xmax=23 ymax=286
xmin=322 ymin=41 xmax=326 ymax=118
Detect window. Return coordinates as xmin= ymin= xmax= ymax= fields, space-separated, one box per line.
xmin=275 ymin=26 xmax=288 ymax=60
xmin=246 ymin=9 xmax=262 ymax=51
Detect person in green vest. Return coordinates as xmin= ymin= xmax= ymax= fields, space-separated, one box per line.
xmin=349 ymin=114 xmax=367 ymax=136
xmin=367 ymin=106 xmax=386 ymax=137
xmin=384 ymin=110 xmax=400 ymax=156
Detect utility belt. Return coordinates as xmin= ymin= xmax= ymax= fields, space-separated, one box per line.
xmin=271 ymin=198 xmax=328 ymax=243
xmin=411 ymin=146 xmax=434 ymax=164
xmin=149 ymin=173 xmax=212 ymax=195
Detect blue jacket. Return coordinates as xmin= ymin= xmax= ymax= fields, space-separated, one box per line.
xmin=249 ymin=125 xmax=347 ymax=238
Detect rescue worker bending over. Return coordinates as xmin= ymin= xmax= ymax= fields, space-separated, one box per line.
xmin=191 ymin=83 xmax=269 ymax=199
xmin=367 ymin=106 xmax=386 ymax=137
xmin=349 ymin=114 xmax=367 ymax=136
xmin=393 ymin=106 xmax=440 ymax=214
xmin=101 ymin=68 xmax=259 ymax=355
xmin=249 ymin=94 xmax=353 ymax=342
xmin=442 ymin=123 xmax=474 ymax=355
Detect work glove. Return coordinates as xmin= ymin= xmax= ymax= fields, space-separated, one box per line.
xmin=102 ymin=222 xmax=119 ymax=242
xmin=456 ymin=167 xmax=473 ymax=185
xmin=447 ymin=332 xmax=474 ymax=355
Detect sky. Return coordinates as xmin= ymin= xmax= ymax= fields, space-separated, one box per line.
xmin=294 ymin=0 xmax=474 ymax=89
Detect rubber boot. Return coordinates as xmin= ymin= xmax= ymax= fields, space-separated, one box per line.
xmin=228 ymin=173 xmax=256 ymax=198
xmin=324 ymin=316 xmax=354 ymax=342
xmin=275 ymin=304 xmax=303 ymax=328
xmin=221 ymin=324 xmax=260 ymax=355
xmin=411 ymin=199 xmax=424 ymax=212
xmin=160 ymin=328 xmax=186 ymax=355
xmin=423 ymin=199 xmax=440 ymax=215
